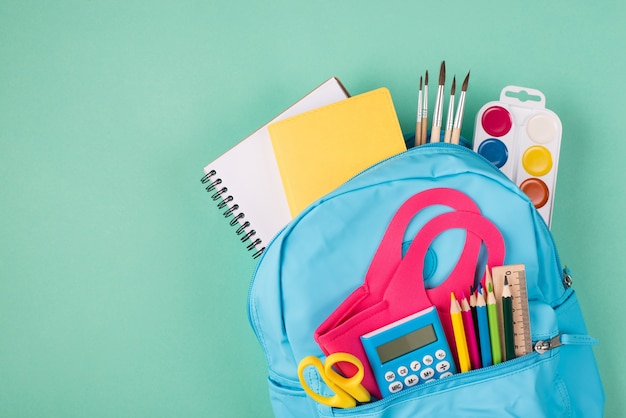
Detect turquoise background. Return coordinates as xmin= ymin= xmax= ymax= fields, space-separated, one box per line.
xmin=1 ymin=1 xmax=623 ymax=416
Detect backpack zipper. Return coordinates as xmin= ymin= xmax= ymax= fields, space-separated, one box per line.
xmin=330 ymin=333 xmax=598 ymax=415
xmin=534 ymin=334 xmax=599 ymax=354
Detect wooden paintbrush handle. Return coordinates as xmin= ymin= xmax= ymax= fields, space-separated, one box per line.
xmin=430 ymin=126 xmax=441 ymax=143
xmin=450 ymin=127 xmax=461 ymax=145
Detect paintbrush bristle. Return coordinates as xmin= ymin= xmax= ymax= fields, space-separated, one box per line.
xmin=425 ymin=70 xmax=429 ymax=85
xmin=439 ymin=61 xmax=446 ymax=85
xmin=419 ymin=76 xmax=422 ymax=89
xmin=461 ymin=71 xmax=470 ymax=92
xmin=451 ymin=76 xmax=456 ymax=95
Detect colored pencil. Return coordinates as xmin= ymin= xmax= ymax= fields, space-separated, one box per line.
xmin=502 ymin=276 xmax=516 ymax=361
xmin=487 ymin=282 xmax=502 ymax=365
xmin=461 ymin=294 xmax=482 ymax=370
xmin=475 ymin=284 xmax=493 ymax=367
xmin=450 ymin=292 xmax=471 ymax=372
xmin=469 ymin=284 xmax=478 ymax=333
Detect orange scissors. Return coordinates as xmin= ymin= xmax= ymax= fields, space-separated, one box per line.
xmin=297 ymin=352 xmax=371 ymax=409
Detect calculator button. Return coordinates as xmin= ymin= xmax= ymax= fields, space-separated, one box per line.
xmin=435 ymin=349 xmax=447 ymax=360
xmin=436 ymin=361 xmax=451 ymax=373
xmin=389 ymin=381 xmax=403 ymax=393
xmin=422 ymin=355 xmax=434 ymax=366
xmin=397 ymin=366 xmax=409 ymax=377
xmin=420 ymin=367 xmax=435 ymax=380
xmin=440 ymin=372 xmax=454 ymax=378
xmin=384 ymin=371 xmax=396 ymax=382
xmin=410 ymin=360 xmax=421 ymax=371
xmin=404 ymin=375 xmax=419 ymax=387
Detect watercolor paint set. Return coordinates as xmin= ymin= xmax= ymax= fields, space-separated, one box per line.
xmin=472 ymin=86 xmax=562 ymax=227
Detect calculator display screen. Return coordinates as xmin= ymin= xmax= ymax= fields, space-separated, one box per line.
xmin=376 ymin=324 xmax=437 ymax=364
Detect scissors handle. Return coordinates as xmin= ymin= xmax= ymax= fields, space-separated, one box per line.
xmin=324 ymin=353 xmax=370 ymax=403
xmin=297 ymin=353 xmax=370 ymax=409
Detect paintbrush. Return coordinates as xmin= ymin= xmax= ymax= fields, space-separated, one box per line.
xmin=443 ymin=76 xmax=456 ymax=143
xmin=420 ymin=70 xmax=429 ymax=145
xmin=414 ymin=76 xmax=423 ymax=147
xmin=451 ymin=71 xmax=470 ymax=145
xmin=430 ymin=61 xmax=446 ymax=143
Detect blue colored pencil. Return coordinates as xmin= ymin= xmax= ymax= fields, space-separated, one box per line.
xmin=475 ymin=284 xmax=493 ymax=367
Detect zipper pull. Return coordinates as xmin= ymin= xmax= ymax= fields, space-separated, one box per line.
xmin=562 ymin=266 xmax=573 ymax=288
xmin=534 ymin=334 xmax=599 ymax=354
xmin=534 ymin=335 xmax=562 ymax=354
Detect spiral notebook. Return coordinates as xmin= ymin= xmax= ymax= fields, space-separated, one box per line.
xmin=201 ymin=77 xmax=349 ymax=259
xmin=269 ymin=87 xmax=407 ymax=218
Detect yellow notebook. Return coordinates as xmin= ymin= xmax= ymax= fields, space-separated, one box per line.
xmin=268 ymin=87 xmax=406 ymax=217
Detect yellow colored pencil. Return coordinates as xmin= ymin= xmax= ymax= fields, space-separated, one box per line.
xmin=450 ymin=292 xmax=471 ymax=372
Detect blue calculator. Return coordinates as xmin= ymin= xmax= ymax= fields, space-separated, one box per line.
xmin=361 ymin=306 xmax=456 ymax=397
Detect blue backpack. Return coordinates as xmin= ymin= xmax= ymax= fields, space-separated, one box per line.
xmin=248 ymin=143 xmax=604 ymax=417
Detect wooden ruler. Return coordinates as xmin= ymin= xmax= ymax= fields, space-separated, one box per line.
xmin=491 ymin=264 xmax=532 ymax=358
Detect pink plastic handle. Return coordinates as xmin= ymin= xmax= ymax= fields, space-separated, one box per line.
xmin=364 ymin=188 xmax=482 ymax=298
xmin=385 ymin=210 xmax=505 ymax=313
xmin=316 ymin=188 xmax=485 ymax=338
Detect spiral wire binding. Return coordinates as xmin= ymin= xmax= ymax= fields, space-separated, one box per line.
xmin=201 ymin=170 xmax=265 ymax=258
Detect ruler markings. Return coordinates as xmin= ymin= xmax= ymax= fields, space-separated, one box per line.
xmin=491 ymin=264 xmax=532 ymax=358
